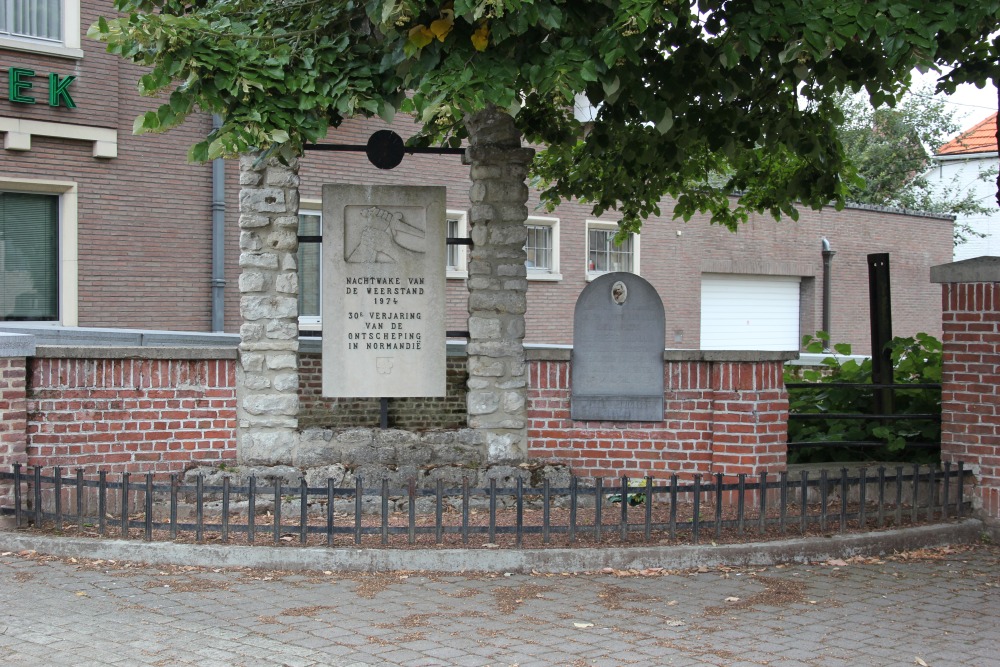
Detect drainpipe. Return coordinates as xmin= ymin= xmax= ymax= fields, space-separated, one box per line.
xmin=821 ymin=237 xmax=835 ymax=350
xmin=211 ymin=115 xmax=226 ymax=332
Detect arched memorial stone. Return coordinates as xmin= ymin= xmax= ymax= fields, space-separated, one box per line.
xmin=571 ymin=272 xmax=665 ymax=421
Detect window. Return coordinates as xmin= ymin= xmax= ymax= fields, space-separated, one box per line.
xmin=1 ymin=191 xmax=58 ymax=320
xmin=446 ymin=210 xmax=468 ymax=279
xmin=297 ymin=209 xmax=322 ymax=329
xmin=525 ymin=216 xmax=561 ymax=280
xmin=586 ymin=221 xmax=639 ymax=278
xmin=0 ymin=0 xmax=82 ymax=58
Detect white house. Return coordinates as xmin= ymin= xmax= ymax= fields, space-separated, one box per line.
xmin=932 ymin=113 xmax=1000 ymax=261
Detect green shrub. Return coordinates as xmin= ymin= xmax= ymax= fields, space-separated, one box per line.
xmin=785 ymin=331 xmax=941 ymax=464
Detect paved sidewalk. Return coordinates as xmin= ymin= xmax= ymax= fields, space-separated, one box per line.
xmin=0 ymin=544 xmax=997 ymax=667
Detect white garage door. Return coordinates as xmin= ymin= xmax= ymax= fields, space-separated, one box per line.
xmin=700 ymin=274 xmax=801 ymax=350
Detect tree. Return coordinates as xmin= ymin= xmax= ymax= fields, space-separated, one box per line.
xmin=91 ymin=0 xmax=1000 ymax=232
xmin=834 ymin=87 xmax=995 ymax=244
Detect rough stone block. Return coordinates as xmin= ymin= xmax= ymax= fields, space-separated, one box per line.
xmin=243 ymin=394 xmax=298 ymax=416
xmin=274 ymin=272 xmax=298 ymax=295
xmin=238 ymin=272 xmax=267 ymax=293
xmin=266 ymin=229 xmax=299 ymax=252
xmin=272 ymin=372 xmax=298 ymax=391
xmin=239 ymin=188 xmax=287 ymax=213
xmin=238 ymin=252 xmax=279 ymax=269
xmin=240 ymin=231 xmax=263 ymax=251
xmin=241 ymin=295 xmax=298 ymax=320
xmin=468 ymin=391 xmax=500 ymax=415
xmin=237 ymin=431 xmax=297 ymax=466
xmin=266 ymin=351 xmax=298 ymax=370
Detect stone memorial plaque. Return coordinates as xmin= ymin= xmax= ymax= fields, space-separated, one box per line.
xmin=571 ymin=272 xmax=665 ymax=421
xmin=322 ymin=184 xmax=446 ymax=397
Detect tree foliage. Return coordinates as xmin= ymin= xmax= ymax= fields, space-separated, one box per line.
xmin=90 ymin=0 xmax=1000 ymax=232
xmin=834 ymin=87 xmax=996 ymax=242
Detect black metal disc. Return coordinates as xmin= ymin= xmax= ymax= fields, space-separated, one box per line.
xmin=366 ymin=130 xmax=405 ymax=170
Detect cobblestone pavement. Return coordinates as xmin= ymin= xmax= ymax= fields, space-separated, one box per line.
xmin=0 ymin=543 xmax=996 ymax=667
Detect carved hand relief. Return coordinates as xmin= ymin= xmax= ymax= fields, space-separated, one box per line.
xmin=377 ymin=357 xmax=394 ymax=375
xmin=345 ymin=205 xmax=426 ymax=263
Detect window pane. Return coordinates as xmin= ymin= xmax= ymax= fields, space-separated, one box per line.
xmin=0 ymin=192 xmax=59 ymax=320
xmin=297 ymin=213 xmax=321 ymax=318
xmin=446 ymin=218 xmax=460 ymax=269
xmin=589 ymin=227 xmax=632 ymax=273
xmin=8 ymin=0 xmax=61 ymax=40
xmin=525 ymin=224 xmax=551 ymax=270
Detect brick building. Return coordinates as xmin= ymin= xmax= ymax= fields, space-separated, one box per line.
xmin=1 ymin=0 xmax=954 ymax=353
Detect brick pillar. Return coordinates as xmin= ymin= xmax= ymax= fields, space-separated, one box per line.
xmin=464 ymin=107 xmax=535 ymax=462
xmin=0 ymin=334 xmax=33 ymax=526
xmin=931 ymin=258 xmax=1000 ymax=519
xmin=709 ymin=359 xmax=789 ymax=477
xmin=236 ymin=151 xmax=301 ymax=466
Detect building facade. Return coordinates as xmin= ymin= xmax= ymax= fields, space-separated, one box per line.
xmin=1 ymin=0 xmax=954 ymax=354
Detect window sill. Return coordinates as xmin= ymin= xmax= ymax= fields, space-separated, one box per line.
xmin=527 ymin=272 xmax=562 ymax=282
xmin=446 ymin=270 xmax=468 ymax=280
xmin=0 ymin=37 xmax=84 ymax=59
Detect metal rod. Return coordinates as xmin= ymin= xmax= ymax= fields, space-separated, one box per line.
xmin=75 ymin=469 xmax=83 ymax=533
xmin=692 ymin=475 xmax=701 ymax=544
xmin=98 ymin=469 xmax=106 ymax=536
xmin=569 ymin=476 xmax=577 ymax=544
xmin=644 ymin=475 xmax=653 ymax=543
xmin=858 ymin=467 xmax=867 ymax=528
xmin=877 ymin=467 xmax=886 ymax=529
xmin=594 ymin=478 xmax=603 ymax=543
xmin=300 ymin=478 xmax=308 ymax=545
xmin=488 ymin=478 xmax=497 ymax=544
xmin=758 ymin=471 xmax=768 ymax=535
xmin=354 ymin=477 xmax=362 ymax=546
xmin=169 ymin=473 xmax=178 ymax=540
xmin=196 ymin=474 xmax=204 ymax=543
xmin=408 ymin=478 xmax=416 ymax=545
xmin=516 ymin=477 xmax=524 ymax=549
xmin=273 ymin=480 xmax=282 ymax=545
xmin=462 ymin=477 xmax=470 ymax=545
xmin=543 ymin=479 xmax=551 ymax=545
xmin=54 ymin=466 xmax=63 ymax=532
xmin=669 ymin=474 xmax=677 ymax=541
xmin=714 ymin=473 xmax=723 ymax=541
xmin=737 ymin=473 xmax=746 ymax=535
xmin=222 ymin=477 xmax=230 ymax=543
xmin=381 ymin=478 xmax=389 ymax=546
xmin=121 ymin=472 xmax=129 ymax=539
xmin=34 ymin=466 xmax=42 ymax=529
xmin=436 ymin=479 xmax=444 ymax=545
xmin=248 ymin=476 xmax=256 ymax=544
xmin=942 ymin=461 xmax=951 ymax=519
xmin=800 ymin=470 xmax=809 ymax=534
xmin=327 ymin=478 xmax=335 ymax=547
xmin=895 ymin=466 xmax=904 ymax=526
xmin=839 ymin=468 xmax=848 ymax=534
xmin=144 ymin=473 xmax=153 ymax=541
xmin=779 ymin=471 xmax=788 ymax=535
xmin=13 ymin=464 xmax=22 ymax=529
xmin=619 ymin=476 xmax=629 ymax=543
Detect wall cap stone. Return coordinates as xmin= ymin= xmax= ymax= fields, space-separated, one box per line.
xmin=0 ymin=332 xmax=35 ymax=358
xmin=33 ymin=345 xmax=237 ymax=360
xmin=525 ymin=346 xmax=798 ymax=363
xmin=930 ymin=256 xmax=1000 ymax=284
xmin=0 ymin=324 xmax=238 ymax=348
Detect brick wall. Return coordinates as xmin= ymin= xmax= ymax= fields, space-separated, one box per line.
xmin=25 ymin=350 xmax=238 ymax=475
xmin=0 ymin=357 xmax=29 ymax=509
xmin=526 ymin=352 xmax=790 ymax=480
xmin=299 ymin=351 xmax=468 ymax=430
xmin=934 ymin=260 xmax=1000 ymax=519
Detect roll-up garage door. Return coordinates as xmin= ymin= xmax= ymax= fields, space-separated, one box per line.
xmin=700 ymin=274 xmax=801 ymax=350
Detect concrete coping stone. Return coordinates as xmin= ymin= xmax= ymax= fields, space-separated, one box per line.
xmin=33 ymin=345 xmax=238 ymax=361
xmin=524 ymin=347 xmax=799 ymax=363
xmin=0 ymin=332 xmax=36 ymax=358
xmin=930 ymin=256 xmax=1000 ymax=284
xmin=0 ymin=324 xmax=238 ymax=348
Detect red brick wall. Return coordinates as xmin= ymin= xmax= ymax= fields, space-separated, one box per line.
xmin=25 ymin=354 xmax=237 ymax=475
xmin=939 ymin=281 xmax=1000 ymax=518
xmin=0 ymin=358 xmax=29 ymax=508
xmin=527 ymin=358 xmax=788 ymax=480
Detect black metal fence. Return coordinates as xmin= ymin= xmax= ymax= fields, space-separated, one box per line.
xmin=0 ymin=463 xmax=968 ymax=548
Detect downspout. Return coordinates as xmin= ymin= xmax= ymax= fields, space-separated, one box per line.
xmin=821 ymin=237 xmax=835 ymax=350
xmin=211 ymin=114 xmax=226 ymax=332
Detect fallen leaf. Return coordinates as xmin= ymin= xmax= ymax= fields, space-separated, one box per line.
xmin=827 ymin=559 xmax=848 ymax=567
xmin=666 ymin=620 xmax=685 ymax=627
xmin=573 ymin=622 xmax=594 ymax=628
xmin=74 ymin=591 xmax=88 ymax=597
xmin=915 ymin=658 xmax=929 ymax=666
xmin=666 ymin=600 xmax=678 ymax=606
xmin=725 ymin=597 xmax=740 ymax=603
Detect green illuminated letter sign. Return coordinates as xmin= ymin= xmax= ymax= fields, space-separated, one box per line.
xmin=48 ymin=73 xmax=77 ymax=108
xmin=9 ymin=67 xmax=35 ymax=104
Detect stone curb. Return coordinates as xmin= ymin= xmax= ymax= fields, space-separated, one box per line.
xmin=0 ymin=519 xmax=983 ymax=573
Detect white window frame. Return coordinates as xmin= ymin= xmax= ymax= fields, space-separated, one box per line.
xmin=0 ymin=0 xmax=83 ymax=59
xmin=296 ymin=200 xmax=322 ymax=331
xmin=525 ymin=215 xmax=561 ymax=281
xmin=0 ymin=177 xmax=78 ymax=326
xmin=585 ymin=220 xmax=639 ymax=280
xmin=446 ymin=209 xmax=468 ymax=279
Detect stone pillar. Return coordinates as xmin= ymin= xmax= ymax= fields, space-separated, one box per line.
xmin=931 ymin=257 xmax=1000 ymax=521
xmin=464 ymin=107 xmax=535 ymax=462
xmin=236 ymin=152 xmax=301 ymax=466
